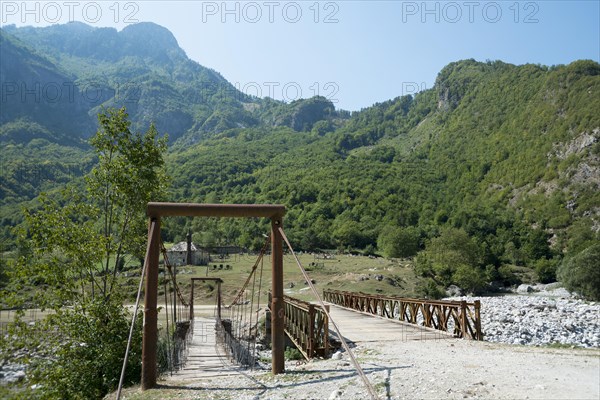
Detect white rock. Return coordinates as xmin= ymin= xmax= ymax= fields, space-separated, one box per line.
xmin=444 ymin=292 xmax=600 ymax=349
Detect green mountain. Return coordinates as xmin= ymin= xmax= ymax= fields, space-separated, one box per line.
xmin=1 ymin=23 xmax=598 ymax=289
xmin=0 ymin=23 xmax=343 ymax=244
xmin=1 ymin=22 xmax=343 ymax=143
xmin=0 ymin=29 xmax=94 ymax=144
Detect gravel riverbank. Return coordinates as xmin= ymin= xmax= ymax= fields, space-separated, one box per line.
xmin=447 ymin=284 xmax=600 ymax=348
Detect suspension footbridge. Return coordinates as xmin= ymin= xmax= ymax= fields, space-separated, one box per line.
xmin=115 ymin=202 xmax=482 ymax=400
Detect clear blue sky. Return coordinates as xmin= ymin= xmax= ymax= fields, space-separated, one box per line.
xmin=2 ymin=1 xmax=599 ymax=111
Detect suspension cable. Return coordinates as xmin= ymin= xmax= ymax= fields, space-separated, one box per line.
xmin=229 ymin=235 xmax=270 ymax=307
xmin=246 ymin=267 xmax=258 ymax=361
xmin=252 ymin=252 xmax=265 ymax=369
xmin=277 ymin=227 xmax=380 ymax=400
xmin=160 ymin=242 xmax=188 ymax=307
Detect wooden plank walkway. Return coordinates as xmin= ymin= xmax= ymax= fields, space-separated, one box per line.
xmin=327 ymin=304 xmax=452 ymax=343
xmin=165 ymin=317 xmax=243 ymax=381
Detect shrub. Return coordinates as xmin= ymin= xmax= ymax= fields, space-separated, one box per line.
xmin=498 ymin=265 xmax=521 ymax=286
xmin=452 ymin=264 xmax=486 ymax=294
xmin=26 ymin=297 xmax=143 ymax=399
xmin=284 ymin=346 xmax=304 ymax=361
xmin=377 ymin=226 xmax=420 ymax=258
xmin=484 ymin=264 xmax=499 ymax=282
xmin=534 ymin=258 xmax=557 ymax=284
xmin=416 ymin=278 xmax=445 ymax=300
xmin=558 ymin=244 xmax=600 ymax=301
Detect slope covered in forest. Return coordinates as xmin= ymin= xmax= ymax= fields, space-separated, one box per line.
xmin=1 ymin=23 xmax=598 ymax=296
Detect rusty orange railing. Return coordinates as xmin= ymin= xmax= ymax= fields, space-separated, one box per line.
xmin=323 ymin=289 xmax=482 ymax=340
xmin=269 ymin=293 xmax=330 ymax=359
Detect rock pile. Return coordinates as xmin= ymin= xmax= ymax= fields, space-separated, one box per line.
xmin=449 ymin=287 xmax=600 ymax=348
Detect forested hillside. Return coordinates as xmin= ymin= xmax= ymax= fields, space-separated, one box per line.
xmin=1 ymin=23 xmax=598 ymax=297
xmin=0 ymin=23 xmax=344 ymax=244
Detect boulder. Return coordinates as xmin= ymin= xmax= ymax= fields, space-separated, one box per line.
xmin=446 ymin=285 xmax=463 ymax=297
xmin=517 ymin=284 xmax=535 ymax=293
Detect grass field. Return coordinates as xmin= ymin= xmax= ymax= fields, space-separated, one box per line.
xmin=154 ymin=252 xmax=420 ymax=309
xmin=1 ymin=251 xmax=421 ymax=329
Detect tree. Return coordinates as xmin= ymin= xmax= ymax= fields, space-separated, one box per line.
xmin=377 ymin=226 xmax=420 ymax=258
xmin=452 ymin=264 xmax=486 ymax=294
xmin=0 ymin=256 xmax=8 ymax=289
xmin=534 ymin=258 xmax=557 ymax=284
xmin=87 ymin=107 xmax=168 ymax=299
xmin=558 ymin=244 xmax=600 ymax=301
xmin=5 ymin=107 xmax=168 ymax=397
xmin=415 ymin=228 xmax=481 ymax=287
xmin=522 ymin=228 xmax=551 ymax=263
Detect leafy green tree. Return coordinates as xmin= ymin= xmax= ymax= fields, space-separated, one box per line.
xmin=497 ymin=265 xmax=521 ymax=286
xmin=0 ymin=257 xmax=8 ymax=289
xmin=88 ymin=107 xmax=168 ymax=299
xmin=415 ymin=278 xmax=445 ymax=300
xmin=29 ymin=297 xmax=143 ymax=399
xmin=18 ymin=190 xmax=102 ymax=308
xmin=503 ymin=241 xmax=523 ymax=266
xmin=521 ymin=228 xmax=551 ymax=263
xmin=565 ymin=219 xmax=598 ymax=255
xmin=5 ymin=107 xmax=168 ymax=397
xmin=415 ymin=228 xmax=481 ymax=287
xmin=558 ymin=244 xmax=600 ymax=300
xmin=377 ymin=226 xmax=420 ymax=258
xmin=331 ymin=218 xmax=367 ymax=249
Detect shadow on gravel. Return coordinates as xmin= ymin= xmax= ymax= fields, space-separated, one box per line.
xmin=156 ymin=364 xmax=411 ymax=398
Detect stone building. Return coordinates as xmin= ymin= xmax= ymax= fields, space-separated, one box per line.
xmin=167 ymin=232 xmax=209 ymax=266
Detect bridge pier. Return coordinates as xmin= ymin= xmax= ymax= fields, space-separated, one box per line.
xmin=141 ymin=217 xmax=160 ymax=391
xmin=271 ymin=217 xmax=285 ymax=374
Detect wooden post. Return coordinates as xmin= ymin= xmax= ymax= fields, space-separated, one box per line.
xmin=217 ymin=280 xmax=222 ymax=321
xmin=324 ymin=305 xmax=330 ymax=356
xmin=460 ymin=301 xmax=468 ymax=339
xmin=308 ymin=304 xmax=315 ymax=358
xmin=142 ymin=218 xmax=160 ymax=390
xmin=189 ymin=280 xmax=195 ymax=321
xmin=474 ymin=300 xmax=482 ymax=340
xmin=271 ymin=217 xmax=285 ymax=374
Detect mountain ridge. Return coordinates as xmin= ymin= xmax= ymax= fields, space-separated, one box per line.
xmin=1 ymin=22 xmax=345 ymax=145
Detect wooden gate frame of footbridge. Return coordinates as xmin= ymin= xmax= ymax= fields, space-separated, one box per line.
xmin=142 ymin=202 xmax=286 ymax=390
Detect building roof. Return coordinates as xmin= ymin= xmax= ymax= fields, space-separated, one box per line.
xmin=168 ymin=241 xmax=199 ymax=252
